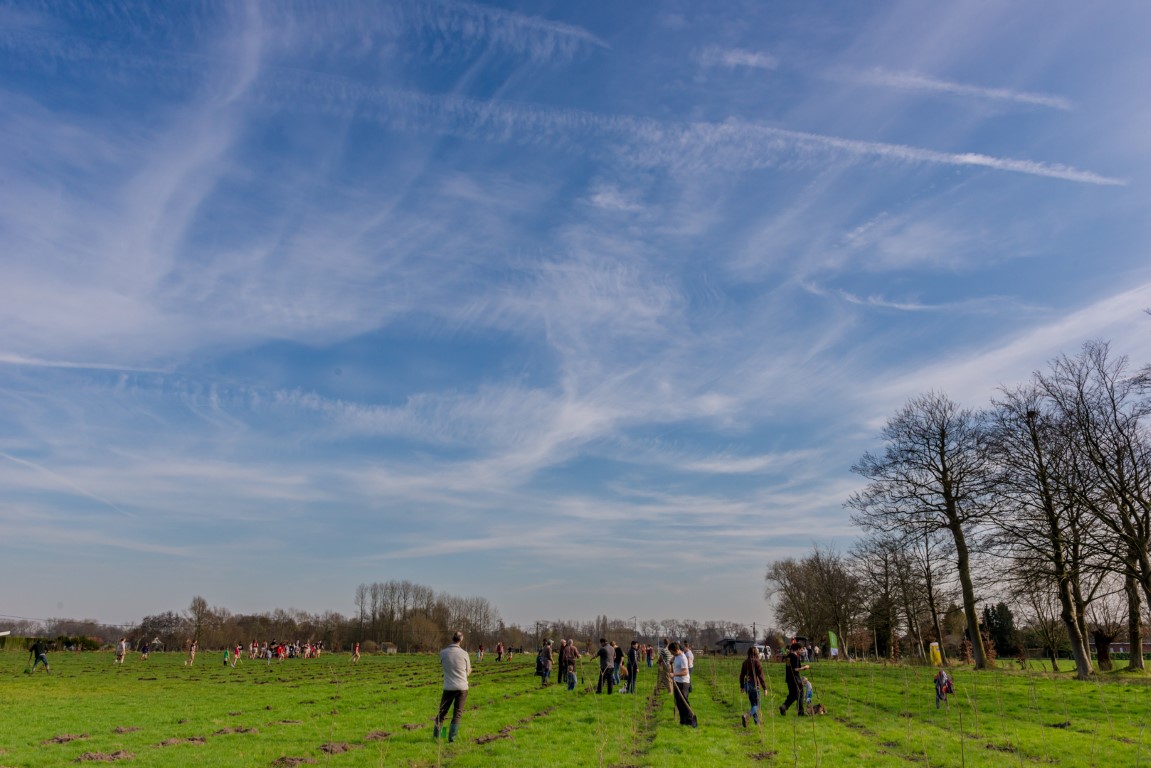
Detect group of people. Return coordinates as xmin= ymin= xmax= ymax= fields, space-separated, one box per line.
xmin=531 ymin=637 xmax=669 ymax=694
xmin=734 ymin=640 xmax=811 ymax=725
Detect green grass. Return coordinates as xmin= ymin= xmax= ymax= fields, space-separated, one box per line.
xmin=2 ymin=651 xmax=1149 ymax=767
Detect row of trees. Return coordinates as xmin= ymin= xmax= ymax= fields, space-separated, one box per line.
xmin=768 ymin=341 xmax=1151 ymax=678
xmin=7 ymin=582 xmax=767 ymax=655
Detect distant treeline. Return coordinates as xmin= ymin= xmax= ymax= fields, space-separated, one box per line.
xmin=4 ymin=578 xmax=770 ymax=653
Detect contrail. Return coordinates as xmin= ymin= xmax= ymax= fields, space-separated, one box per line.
xmin=0 ymin=452 xmax=137 ymax=519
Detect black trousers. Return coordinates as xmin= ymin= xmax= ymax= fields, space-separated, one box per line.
xmin=596 ymin=667 xmax=614 ymax=694
xmin=782 ymin=676 xmax=804 ymax=714
xmin=673 ymin=681 xmax=694 ymax=725
xmin=436 ymin=689 xmax=467 ymax=725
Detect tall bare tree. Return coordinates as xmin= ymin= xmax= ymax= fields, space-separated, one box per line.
xmin=765 ymin=547 xmax=862 ymax=653
xmin=985 ymin=385 xmax=1094 ymax=677
xmin=848 ymin=392 xmax=993 ymax=668
xmin=1038 ymin=342 xmax=1151 ymax=671
xmin=187 ymin=595 xmax=210 ymax=643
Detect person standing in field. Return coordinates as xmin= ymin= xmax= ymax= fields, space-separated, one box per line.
xmin=683 ymin=641 xmax=695 ymax=692
xmin=185 ymin=639 xmax=198 ymax=666
xmin=496 ymin=641 xmax=504 ymax=662
xmin=563 ymin=639 xmax=581 ymax=690
xmin=434 ymin=631 xmax=472 ymax=743
xmin=539 ymin=639 xmax=554 ymax=686
xmin=612 ymin=641 xmax=624 ymax=687
xmin=626 ymin=640 xmax=640 ymax=694
xmin=115 ymin=637 xmax=128 ymax=665
xmin=780 ymin=641 xmax=810 ymax=716
xmin=595 ymin=638 xmax=615 ymax=694
xmin=670 ymin=642 xmax=697 ymax=727
xmin=28 ymin=639 xmax=50 ymax=673
xmin=657 ymin=638 xmax=673 ymax=694
xmin=352 ymin=642 xmax=360 ymax=664
xmin=739 ymin=645 xmax=766 ymax=726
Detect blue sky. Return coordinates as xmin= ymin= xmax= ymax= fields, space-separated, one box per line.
xmin=2 ymin=0 xmax=1150 ymax=632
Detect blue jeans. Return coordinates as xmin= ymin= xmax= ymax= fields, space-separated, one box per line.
xmin=626 ymin=664 xmax=637 ymax=693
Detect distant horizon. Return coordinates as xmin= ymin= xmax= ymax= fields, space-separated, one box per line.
xmin=3 ymin=1 xmax=1151 ymax=630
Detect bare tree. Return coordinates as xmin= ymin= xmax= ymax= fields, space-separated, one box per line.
xmin=985 ymin=385 xmax=1094 ymax=678
xmin=848 ymin=392 xmax=993 ymax=668
xmin=1085 ymin=575 xmax=1127 ymax=671
xmin=851 ymin=536 xmax=901 ymax=659
xmin=187 ymin=596 xmax=210 ymax=644
xmin=1038 ymin=342 xmax=1151 ymax=671
xmin=1014 ymin=576 xmax=1068 ymax=671
xmin=766 ymin=547 xmax=862 ymax=652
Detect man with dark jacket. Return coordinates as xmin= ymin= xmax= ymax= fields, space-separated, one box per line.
xmin=626 ymin=640 xmax=639 ymax=693
xmin=780 ymin=641 xmax=810 ymax=716
xmin=29 ymin=639 xmax=50 ymax=674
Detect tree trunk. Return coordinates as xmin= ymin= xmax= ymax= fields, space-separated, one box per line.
xmin=950 ymin=520 xmax=990 ymax=668
xmin=1058 ymin=578 xmax=1093 ymax=679
xmin=1126 ymin=573 xmax=1145 ymax=671
xmin=1026 ymin=413 xmax=1093 ymax=678
xmin=1093 ymin=629 xmax=1115 ymax=672
xmin=922 ymin=534 xmax=946 ymax=665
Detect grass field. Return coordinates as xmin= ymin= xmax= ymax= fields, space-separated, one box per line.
xmin=3 ymin=650 xmax=1150 ymax=767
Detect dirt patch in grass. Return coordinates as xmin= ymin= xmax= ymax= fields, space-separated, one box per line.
xmin=319 ymin=743 xmax=352 ymax=754
xmin=475 ymin=725 xmax=514 ymax=745
xmin=271 ymin=758 xmax=316 ymax=767
xmin=750 ymin=753 xmax=777 ymax=761
xmin=157 ymin=736 xmax=206 ymax=746
xmin=74 ymin=751 xmax=134 ymax=762
xmin=44 ymin=734 xmax=88 ymax=744
xmin=214 ymin=727 xmax=259 ymax=735
xmin=274 ymin=720 xmax=303 ymax=725
xmin=112 ymin=727 xmax=141 ymax=734
xmin=401 ymin=723 xmax=423 ymax=730
xmin=986 ymin=743 xmax=1017 ymax=753
xmin=364 ymin=731 xmax=391 ymax=741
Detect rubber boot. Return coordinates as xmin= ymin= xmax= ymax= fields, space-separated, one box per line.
xmin=432 ymin=723 xmax=441 ymax=740
xmin=448 ymin=724 xmax=459 ymax=743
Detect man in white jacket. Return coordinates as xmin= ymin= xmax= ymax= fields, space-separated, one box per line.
xmin=434 ymin=631 xmax=472 ymax=743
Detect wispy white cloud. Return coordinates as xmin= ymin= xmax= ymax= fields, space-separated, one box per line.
xmin=260 ymin=77 xmax=1120 ymax=184
xmin=0 ymin=452 xmax=137 ymax=519
xmin=584 ymin=184 xmax=645 ymax=212
xmin=677 ymin=450 xmax=822 ymax=475
xmin=833 ymin=67 xmax=1073 ymax=111
xmin=698 ymin=46 xmax=778 ymax=71
xmin=0 ymin=354 xmax=169 ymax=373
xmin=871 ymin=281 xmax=1151 ymax=412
